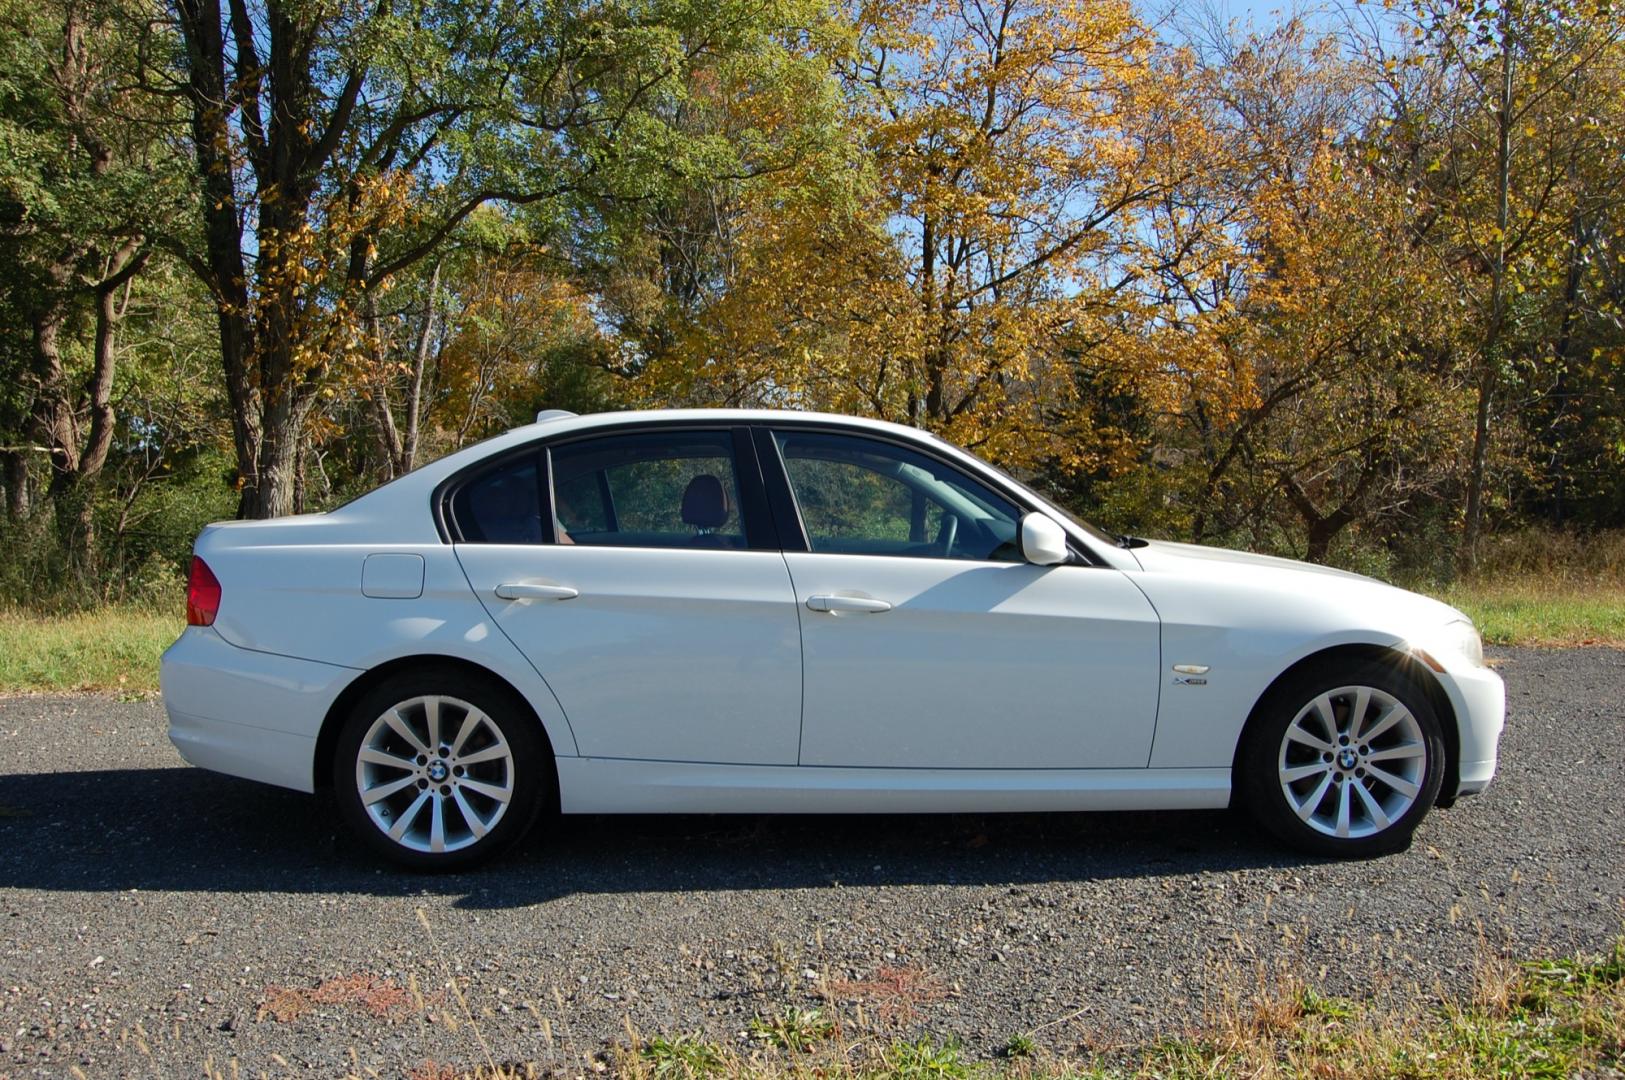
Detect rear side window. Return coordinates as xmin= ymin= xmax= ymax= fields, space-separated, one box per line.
xmin=450 ymin=456 xmax=543 ymax=543
xmin=549 ymin=431 xmax=749 ymax=549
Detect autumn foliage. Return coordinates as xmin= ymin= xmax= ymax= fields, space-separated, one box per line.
xmin=1 ymin=0 xmax=1622 ymax=597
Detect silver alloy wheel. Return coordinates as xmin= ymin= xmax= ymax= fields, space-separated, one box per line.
xmin=354 ymin=694 xmax=515 ymax=854
xmin=1277 ymin=684 xmax=1427 ymax=840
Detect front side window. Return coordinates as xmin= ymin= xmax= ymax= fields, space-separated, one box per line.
xmin=549 ymin=431 xmax=748 ymax=549
xmin=772 ymin=430 xmax=1023 ymax=561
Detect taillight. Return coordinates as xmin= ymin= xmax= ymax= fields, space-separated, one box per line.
xmin=186 ymin=556 xmax=222 ymax=626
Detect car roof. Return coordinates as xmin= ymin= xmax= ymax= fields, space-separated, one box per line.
xmin=336 ymin=409 xmax=943 ymax=524
xmin=519 ymin=407 xmax=931 ymax=440
xmin=449 ymin=408 xmax=937 ymax=477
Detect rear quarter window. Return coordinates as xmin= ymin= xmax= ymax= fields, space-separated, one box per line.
xmin=450 ymin=457 xmax=543 ymax=543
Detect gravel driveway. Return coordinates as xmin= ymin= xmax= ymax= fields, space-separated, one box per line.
xmin=2 ymin=647 xmax=1621 ymax=1078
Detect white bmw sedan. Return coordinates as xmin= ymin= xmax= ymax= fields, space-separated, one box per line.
xmin=161 ymin=409 xmax=1505 ymax=870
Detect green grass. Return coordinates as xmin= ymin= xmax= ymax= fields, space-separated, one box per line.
xmin=0 ymin=606 xmax=180 ymax=693
xmin=639 ymin=1033 xmax=726 ymax=1079
xmin=999 ymin=1033 xmax=1037 ymax=1059
xmin=1435 ymin=581 xmax=1625 ymax=646
xmin=1431 ymin=527 xmax=1625 ymax=646
xmin=748 ymin=1007 xmax=838 ymax=1052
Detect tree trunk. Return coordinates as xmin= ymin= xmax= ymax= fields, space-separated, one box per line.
xmin=1547 ymin=206 xmax=1590 ymax=525
xmin=364 ymin=292 xmax=404 ymax=481
xmin=1461 ymin=370 xmax=1494 ymax=565
xmin=50 ymin=473 xmax=98 ymax=579
xmin=1278 ymin=463 xmax=1381 ymax=566
xmin=80 ymin=262 xmax=126 ymax=481
xmin=910 ymin=215 xmax=936 ymax=427
xmin=293 ymin=435 xmax=308 ymax=515
xmin=1461 ymin=25 xmax=1516 ymax=572
xmin=175 ymin=0 xmax=262 ymax=516
xmin=400 ymin=262 xmax=441 ymax=474
xmin=27 ymin=295 xmax=100 ymax=578
xmin=29 ymin=301 xmax=82 ymax=481
xmin=29 ymin=241 xmax=146 ymax=574
xmin=1304 ymin=520 xmax=1335 ymax=565
xmin=2 ymin=452 xmax=28 ymax=519
xmin=249 ymin=387 xmax=305 ymax=519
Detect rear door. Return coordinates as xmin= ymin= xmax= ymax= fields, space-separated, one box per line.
xmin=451 ymin=427 xmax=804 ymax=765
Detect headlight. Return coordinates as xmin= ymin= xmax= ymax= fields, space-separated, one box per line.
xmin=1435 ymin=619 xmax=1484 ymax=669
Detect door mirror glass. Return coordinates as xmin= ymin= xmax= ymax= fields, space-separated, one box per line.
xmin=1019 ymin=512 xmax=1070 ymax=566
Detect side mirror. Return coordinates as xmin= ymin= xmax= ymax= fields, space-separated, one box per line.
xmin=1019 ymin=512 xmax=1070 ymax=566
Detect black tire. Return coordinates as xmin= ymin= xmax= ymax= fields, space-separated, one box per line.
xmin=1238 ymin=659 xmax=1446 ymax=858
xmin=332 ymin=666 xmax=551 ymax=871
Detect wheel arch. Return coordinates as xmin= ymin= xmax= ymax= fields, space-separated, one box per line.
xmin=315 ymin=655 xmax=560 ymax=810
xmin=1230 ymin=642 xmax=1460 ymax=807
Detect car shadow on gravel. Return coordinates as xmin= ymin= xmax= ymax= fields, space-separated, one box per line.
xmin=0 ymin=767 xmax=1318 ymax=907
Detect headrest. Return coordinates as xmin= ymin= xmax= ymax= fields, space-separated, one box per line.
xmin=680 ymin=474 xmax=730 ymax=530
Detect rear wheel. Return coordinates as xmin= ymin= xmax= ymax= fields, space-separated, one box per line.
xmin=333 ymin=669 xmax=549 ymax=870
xmin=1240 ymin=660 xmax=1445 ymax=857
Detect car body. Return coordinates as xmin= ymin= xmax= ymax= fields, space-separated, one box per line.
xmin=161 ymin=408 xmax=1505 ymax=868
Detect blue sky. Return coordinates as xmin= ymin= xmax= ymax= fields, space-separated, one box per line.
xmin=1142 ymin=0 xmax=1360 ymax=35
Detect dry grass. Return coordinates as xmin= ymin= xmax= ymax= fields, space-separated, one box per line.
xmin=1425 ymin=527 xmax=1625 ymax=647
xmin=1467 ymin=527 xmax=1625 ymax=583
xmin=402 ymin=939 xmax=1625 ymax=1080
xmin=368 ymin=935 xmax=1625 ymax=1078
xmin=257 ymin=974 xmax=420 ymax=1024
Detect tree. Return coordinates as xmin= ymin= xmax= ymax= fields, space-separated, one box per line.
xmin=634 ymin=0 xmax=1219 ymax=479
xmin=1395 ymin=0 xmax=1625 ymax=566
xmin=567 ymin=4 xmax=855 ymax=398
xmin=1121 ymin=17 xmax=1474 ymax=564
xmin=1502 ymin=34 xmax=1625 ymax=527
xmin=350 ymin=234 xmax=616 ymax=490
xmin=169 ymin=0 xmax=823 ymax=517
xmin=0 ymin=0 xmax=189 ymax=570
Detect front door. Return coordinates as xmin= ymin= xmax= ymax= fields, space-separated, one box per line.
xmin=767 ymin=428 xmax=1161 ymax=770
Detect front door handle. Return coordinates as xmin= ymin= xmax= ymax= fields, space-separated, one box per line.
xmin=495 ymin=582 xmax=580 ymax=601
xmin=806 ymin=594 xmax=892 ymax=614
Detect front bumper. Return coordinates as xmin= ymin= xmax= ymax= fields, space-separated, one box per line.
xmin=1432 ymin=659 xmax=1506 ymax=798
xmin=160 ymin=626 xmax=360 ymax=793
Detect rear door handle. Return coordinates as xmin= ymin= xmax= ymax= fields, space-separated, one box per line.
xmin=806 ymin=594 xmax=892 ymax=614
xmin=495 ymin=582 xmax=579 ymax=601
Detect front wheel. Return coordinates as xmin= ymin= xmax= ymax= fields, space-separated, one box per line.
xmin=1239 ymin=661 xmax=1446 ymax=857
xmin=333 ymin=670 xmax=549 ymax=871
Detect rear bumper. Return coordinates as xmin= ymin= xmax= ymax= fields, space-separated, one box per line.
xmin=1435 ymin=660 xmax=1506 ymax=798
xmin=160 ymin=627 xmax=360 ymax=793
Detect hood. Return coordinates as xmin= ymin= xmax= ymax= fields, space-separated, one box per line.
xmin=1131 ymin=539 xmax=1380 ymax=583
xmin=1129 ymin=538 xmax=1469 ymax=630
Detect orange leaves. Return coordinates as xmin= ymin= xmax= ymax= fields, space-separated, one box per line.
xmin=623 ymin=0 xmax=1220 ymax=481
xmin=256 ymin=169 xmax=416 ymax=385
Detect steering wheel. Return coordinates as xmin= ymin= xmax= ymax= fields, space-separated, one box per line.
xmin=936 ymin=513 xmax=959 ymax=558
